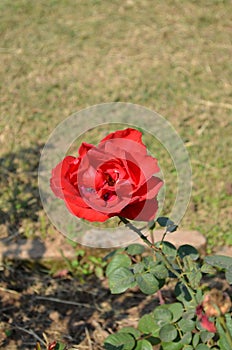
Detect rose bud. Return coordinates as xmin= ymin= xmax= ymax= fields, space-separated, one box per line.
xmin=196 ymin=304 xmax=216 ymax=333
xmin=202 ymin=289 xmax=231 ymax=317
xmin=200 ymin=314 xmax=217 ymax=333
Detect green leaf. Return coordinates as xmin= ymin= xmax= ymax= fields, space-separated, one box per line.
xmin=136 ymin=273 xmax=160 ymax=295
xmin=143 ymin=256 xmax=154 ymax=267
xmin=225 ymin=267 xmax=232 ymax=284
xmin=178 ymin=319 xmax=195 ymax=332
xmin=118 ymin=327 xmax=141 ymax=340
xmin=216 ymin=318 xmax=231 ymax=350
xmin=183 ymin=308 xmax=196 ymax=320
xmin=134 ymin=339 xmax=153 ymax=350
xmin=75 ymin=249 xmax=85 ymax=257
xmin=149 ymin=262 xmax=169 ymax=279
xmin=143 ymin=257 xmax=167 ymax=277
xmin=177 ymin=245 xmax=199 ymax=261
xmin=138 ymin=314 xmax=159 ymax=336
xmin=225 ymin=313 xmax=232 ymax=337
xmin=180 ymin=331 xmax=192 ymax=345
xmin=4 ymin=329 xmax=12 ymax=337
xmin=106 ymin=254 xmax=131 ymax=277
xmin=218 ymin=337 xmax=230 ymax=350
xmin=159 ymin=324 xmax=178 ymax=342
xmin=195 ymin=289 xmax=203 ymax=304
xmin=109 ymin=267 xmax=135 ymax=294
xmin=200 ymin=331 xmax=214 ymax=343
xmin=161 ymin=341 xmax=183 ymax=350
xmin=174 ymin=282 xmax=192 ymax=303
xmin=205 ymin=255 xmax=232 ymax=269
xmin=196 ymin=345 xmax=211 ymax=350
xmin=88 ymin=256 xmax=101 ymax=264
xmin=104 ymin=249 xmax=124 ymax=261
xmin=188 ymin=270 xmax=202 ymax=289
xmin=54 ymin=343 xmax=66 ymax=350
xmin=157 ymin=217 xmax=170 ymax=227
xmin=145 ymin=336 xmax=160 ymax=346
xmin=104 ymin=333 xmax=136 ymax=350
xmin=168 ymin=303 xmax=184 ymax=322
xmin=95 ymin=266 xmax=104 ymax=279
xmin=153 ymin=306 xmax=173 ymax=326
xmin=166 ymin=224 xmax=178 ymax=233
xmin=133 ymin=262 xmax=145 ymax=274
xmin=126 ymin=244 xmax=145 ymax=256
xmin=160 ymin=303 xmax=184 ymax=322
xmin=155 ymin=241 xmax=177 ymax=259
xmin=183 ymin=255 xmax=197 ymax=272
xmin=71 ymin=260 xmax=79 ymax=268
xmin=201 ymin=263 xmax=217 ymax=274
xmin=192 ymin=333 xmax=200 ymax=348
xmin=183 ymin=346 xmax=193 ymax=350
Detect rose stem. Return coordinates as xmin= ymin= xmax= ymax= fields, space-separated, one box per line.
xmin=118 ymin=216 xmax=197 ymax=303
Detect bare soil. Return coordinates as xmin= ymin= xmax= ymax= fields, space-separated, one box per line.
xmin=1 ymin=261 xmax=231 ymax=350
xmin=0 ymin=261 xmax=168 ymax=350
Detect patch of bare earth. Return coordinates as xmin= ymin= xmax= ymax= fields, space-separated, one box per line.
xmin=0 ymin=262 xmax=166 ymax=350
xmin=1 ymin=262 xmax=231 ymax=350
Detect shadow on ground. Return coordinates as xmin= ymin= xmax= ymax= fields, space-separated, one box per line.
xmin=0 ymin=144 xmax=43 ymax=235
xmin=0 ymin=262 xmax=162 ymax=350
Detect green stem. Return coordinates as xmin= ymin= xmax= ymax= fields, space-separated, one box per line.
xmin=161 ymin=229 xmax=168 ymax=243
xmin=119 ymin=216 xmax=197 ymax=303
xmin=219 ymin=316 xmax=232 ymax=347
xmin=150 ymin=229 xmax=155 ymax=245
xmin=119 ymin=216 xmax=154 ymax=248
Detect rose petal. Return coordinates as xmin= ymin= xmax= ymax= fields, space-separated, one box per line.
xmin=65 ymin=200 xmax=110 ymax=222
xmin=78 ymin=142 xmax=94 ymax=157
xmin=126 ymin=152 xmax=160 ymax=185
xmin=120 ymin=198 xmax=159 ymax=221
xmin=100 ymin=128 xmax=145 ymax=146
xmin=50 ymin=156 xmax=76 ymax=198
xmin=132 ymin=177 xmax=163 ymax=201
xmin=50 ymin=156 xmax=90 ymax=208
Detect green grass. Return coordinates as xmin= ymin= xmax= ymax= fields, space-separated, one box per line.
xmin=0 ymin=0 xmax=231 ymax=251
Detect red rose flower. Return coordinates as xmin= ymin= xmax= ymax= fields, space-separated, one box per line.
xmin=50 ymin=128 xmax=163 ymax=222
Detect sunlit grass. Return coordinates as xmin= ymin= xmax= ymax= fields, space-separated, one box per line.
xmin=0 ymin=0 xmax=231 ymax=250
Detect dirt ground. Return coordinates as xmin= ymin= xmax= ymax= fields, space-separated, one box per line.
xmin=1 ymin=260 xmax=231 ymax=350
xmin=0 ymin=261 xmax=169 ymax=350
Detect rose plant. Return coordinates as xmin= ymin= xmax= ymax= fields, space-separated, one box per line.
xmin=50 ymin=128 xmax=232 ymax=350
xmin=104 ymin=218 xmax=232 ymax=350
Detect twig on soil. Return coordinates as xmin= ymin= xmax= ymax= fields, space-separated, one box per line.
xmin=35 ymin=296 xmax=96 ymax=309
xmin=13 ymin=325 xmax=47 ymax=347
xmin=0 ymin=286 xmax=19 ymax=295
xmin=0 ymin=306 xmax=16 ymax=312
xmin=85 ymin=327 xmax=93 ymax=350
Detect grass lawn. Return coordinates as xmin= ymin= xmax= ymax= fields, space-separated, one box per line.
xmin=0 ymin=0 xmax=231 ymax=251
